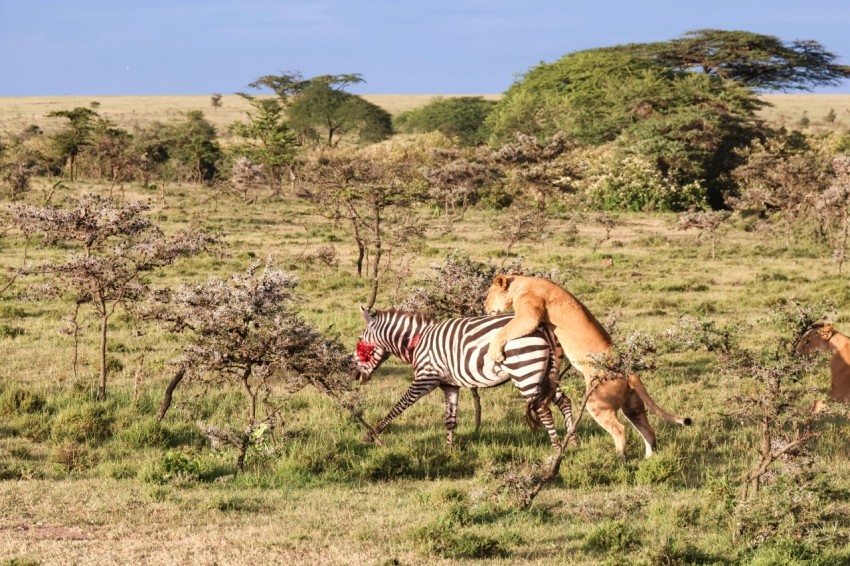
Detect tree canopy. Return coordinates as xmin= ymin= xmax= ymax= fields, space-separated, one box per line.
xmin=394 ymin=97 xmax=496 ymax=146
xmin=486 ymin=38 xmax=774 ymax=206
xmin=247 ymin=72 xmax=392 ymax=147
xmin=641 ymin=29 xmax=850 ymax=92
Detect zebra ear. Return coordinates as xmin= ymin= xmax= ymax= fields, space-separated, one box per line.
xmin=359 ymin=304 xmax=373 ymax=323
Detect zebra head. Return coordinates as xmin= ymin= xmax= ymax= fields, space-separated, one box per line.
xmin=353 ymin=305 xmax=391 ymax=384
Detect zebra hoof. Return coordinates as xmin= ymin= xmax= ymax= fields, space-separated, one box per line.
xmin=362 ymin=431 xmax=376 ymax=443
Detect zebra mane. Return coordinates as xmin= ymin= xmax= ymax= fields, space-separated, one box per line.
xmin=375 ymin=308 xmax=436 ymax=325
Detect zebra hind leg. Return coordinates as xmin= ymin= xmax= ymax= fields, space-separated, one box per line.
xmin=534 ymin=404 xmax=560 ymax=448
xmin=471 ymin=387 xmax=482 ymax=433
xmin=440 ymin=384 xmax=460 ymax=448
xmin=553 ymin=390 xmax=579 ymax=446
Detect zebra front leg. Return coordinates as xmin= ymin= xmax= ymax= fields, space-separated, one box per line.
xmin=365 ymin=378 xmax=441 ymax=443
xmin=471 ymin=387 xmax=481 ymax=433
xmin=440 ymin=384 xmax=460 ymax=448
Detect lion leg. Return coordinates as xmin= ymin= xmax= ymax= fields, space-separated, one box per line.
xmin=586 ymin=401 xmax=626 ymax=457
xmin=487 ymin=316 xmax=543 ymax=363
xmin=622 ymin=390 xmax=657 ymax=459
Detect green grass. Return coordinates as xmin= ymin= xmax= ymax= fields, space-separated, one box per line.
xmin=0 ymin=179 xmax=849 ymax=564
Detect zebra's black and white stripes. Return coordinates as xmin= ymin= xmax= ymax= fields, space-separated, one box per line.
xmin=354 ymin=307 xmax=575 ymax=448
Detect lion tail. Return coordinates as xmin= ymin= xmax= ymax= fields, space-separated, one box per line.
xmin=626 ymin=374 xmax=692 ymax=426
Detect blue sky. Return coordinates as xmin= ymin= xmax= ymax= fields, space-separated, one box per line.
xmin=2 ymin=0 xmax=849 ymax=96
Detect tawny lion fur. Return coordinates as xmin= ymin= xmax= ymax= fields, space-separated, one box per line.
xmin=484 ymin=274 xmax=690 ymax=458
xmin=796 ymin=323 xmax=850 ymax=413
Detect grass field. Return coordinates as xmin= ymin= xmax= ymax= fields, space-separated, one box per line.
xmin=0 ymin=169 xmax=849 ymax=564
xmin=1 ymin=92 xmax=849 ymax=564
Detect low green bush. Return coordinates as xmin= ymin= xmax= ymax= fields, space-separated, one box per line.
xmin=117 ymin=417 xmax=170 ymax=449
xmin=50 ymin=403 xmax=114 ymax=443
xmin=635 ymin=452 xmax=683 ymax=486
xmin=0 ymin=386 xmax=47 ymax=415
xmin=143 ymin=450 xmax=203 ymax=484
xmin=412 ymin=521 xmax=508 ymax=559
xmin=584 ymin=519 xmax=641 ymax=553
xmin=52 ymin=441 xmax=97 ymax=472
xmin=560 ymin=445 xmax=632 ymax=488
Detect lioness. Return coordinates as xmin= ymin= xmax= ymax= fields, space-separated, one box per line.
xmin=484 ymin=274 xmax=690 ymax=458
xmin=796 ymin=323 xmax=850 ymax=413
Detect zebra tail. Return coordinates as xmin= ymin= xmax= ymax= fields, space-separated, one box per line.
xmin=524 ymin=354 xmax=559 ymax=431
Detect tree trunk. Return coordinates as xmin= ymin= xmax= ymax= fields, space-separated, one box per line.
xmin=356 ymin=244 xmax=365 ymax=278
xmin=97 ymin=308 xmax=109 ymax=400
xmin=237 ymin=365 xmax=256 ymax=473
xmin=367 ymin=209 xmax=382 ymax=309
xmin=157 ymin=365 xmax=187 ymax=421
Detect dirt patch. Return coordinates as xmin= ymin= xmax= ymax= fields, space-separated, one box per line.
xmin=2 ymin=524 xmax=93 ymax=540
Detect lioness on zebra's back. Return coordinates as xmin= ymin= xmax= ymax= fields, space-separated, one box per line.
xmin=484 ymin=274 xmax=691 ymax=459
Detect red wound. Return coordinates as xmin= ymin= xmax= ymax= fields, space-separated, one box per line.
xmin=356 ymin=341 xmax=375 ymax=362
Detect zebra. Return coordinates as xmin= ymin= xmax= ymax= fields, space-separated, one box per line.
xmin=353 ymin=306 xmax=576 ymax=448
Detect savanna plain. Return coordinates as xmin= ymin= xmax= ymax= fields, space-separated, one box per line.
xmin=0 ymin=94 xmax=849 ymax=566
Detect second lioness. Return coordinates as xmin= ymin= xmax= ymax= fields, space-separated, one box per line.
xmin=485 ymin=274 xmax=691 ymax=458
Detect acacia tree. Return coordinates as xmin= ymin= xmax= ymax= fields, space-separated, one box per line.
xmin=88 ymin=117 xmax=132 ymax=194
xmin=228 ymin=156 xmax=264 ymax=203
xmin=47 ymin=107 xmax=98 ymax=181
xmin=230 ymin=96 xmax=297 ymax=194
xmin=647 ymin=29 xmax=850 ymax=91
xmin=163 ymin=111 xmax=222 ymax=183
xmin=715 ymin=299 xmax=833 ymax=551
xmin=0 ymin=134 xmax=39 ymax=199
xmin=393 ymin=96 xmax=497 ymax=146
xmin=304 ymin=136 xmax=437 ymax=307
xmin=143 ymin=264 xmax=360 ymax=472
xmin=125 ymin=123 xmax=171 ymax=189
xmin=247 ymin=71 xmax=392 ymax=147
xmin=9 ymin=194 xmax=215 ymax=399
xmin=493 ymin=199 xmax=548 ymax=256
xmin=677 ymin=210 xmax=731 ymax=260
xmin=486 ymin=43 xmax=767 ymax=207
xmin=287 ymin=74 xmax=392 ymax=146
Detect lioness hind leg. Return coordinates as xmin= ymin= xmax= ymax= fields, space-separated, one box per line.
xmin=586 ymin=403 xmax=626 ymax=457
xmin=622 ymin=391 xmax=657 ymax=459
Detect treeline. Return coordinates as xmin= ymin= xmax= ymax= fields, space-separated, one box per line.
xmin=2 ymin=30 xmax=850 ymax=223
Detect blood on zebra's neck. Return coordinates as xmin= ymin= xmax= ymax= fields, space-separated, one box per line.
xmin=403 ymin=333 xmax=421 ymax=363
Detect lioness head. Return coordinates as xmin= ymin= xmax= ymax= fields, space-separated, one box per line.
xmin=796 ymin=323 xmax=836 ymax=354
xmin=483 ymin=274 xmax=516 ymax=314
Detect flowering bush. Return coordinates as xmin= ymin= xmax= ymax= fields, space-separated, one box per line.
xmin=144 ymin=263 xmax=359 ymax=471
xmin=585 ymin=154 xmax=707 ymax=212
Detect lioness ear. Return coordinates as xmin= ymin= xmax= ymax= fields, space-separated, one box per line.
xmin=494 ymin=274 xmax=513 ymax=289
